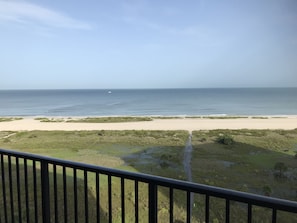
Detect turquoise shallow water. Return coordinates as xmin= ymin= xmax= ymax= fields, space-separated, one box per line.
xmin=0 ymin=88 xmax=296 ymax=116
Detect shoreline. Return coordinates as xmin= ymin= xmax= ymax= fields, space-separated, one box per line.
xmin=0 ymin=116 xmax=297 ymax=131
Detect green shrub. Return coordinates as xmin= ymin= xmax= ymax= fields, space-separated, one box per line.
xmin=274 ymin=162 xmax=287 ymax=179
xmin=217 ymin=134 xmax=234 ymax=145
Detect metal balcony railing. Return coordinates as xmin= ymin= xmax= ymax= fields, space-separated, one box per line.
xmin=0 ymin=148 xmax=296 ymax=223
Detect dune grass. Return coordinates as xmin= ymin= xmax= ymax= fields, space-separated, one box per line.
xmin=200 ymin=116 xmax=248 ymax=119
xmin=67 ymin=116 xmax=153 ymax=123
xmin=0 ymin=117 xmax=23 ymax=122
xmin=34 ymin=117 xmax=65 ymax=122
xmin=30 ymin=115 xmax=290 ymax=124
xmin=31 ymin=115 xmax=279 ymax=123
xmin=34 ymin=116 xmax=153 ymax=123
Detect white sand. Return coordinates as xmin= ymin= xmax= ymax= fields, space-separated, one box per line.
xmin=0 ymin=116 xmax=297 ymax=132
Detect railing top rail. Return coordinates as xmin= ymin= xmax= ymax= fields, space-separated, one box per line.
xmin=1 ymin=148 xmax=297 ymax=213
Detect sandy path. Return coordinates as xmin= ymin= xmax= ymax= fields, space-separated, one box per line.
xmin=0 ymin=117 xmax=297 ymax=131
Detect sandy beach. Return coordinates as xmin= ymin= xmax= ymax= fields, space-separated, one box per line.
xmin=0 ymin=116 xmax=297 ymax=132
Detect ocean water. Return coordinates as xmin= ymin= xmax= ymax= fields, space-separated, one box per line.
xmin=0 ymin=88 xmax=296 ymax=116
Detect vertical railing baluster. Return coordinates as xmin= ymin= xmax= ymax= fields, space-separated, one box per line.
xmin=96 ymin=173 xmax=100 ymax=223
xmin=84 ymin=170 xmax=89 ymax=223
xmin=73 ymin=168 xmax=78 ymax=223
xmin=8 ymin=156 xmax=14 ymax=223
xmin=24 ymin=159 xmax=29 ymax=223
xmin=121 ymin=177 xmax=125 ymax=223
xmin=1 ymin=154 xmax=8 ymax=223
xmin=134 ymin=181 xmax=139 ymax=223
xmin=205 ymin=195 xmax=209 ymax=223
xmin=149 ymin=182 xmax=157 ymax=223
xmin=187 ymin=190 xmax=191 ymax=223
xmin=247 ymin=203 xmax=252 ymax=223
xmin=63 ymin=166 xmax=68 ymax=223
xmin=33 ymin=161 xmax=38 ymax=223
xmin=108 ymin=175 xmax=112 ymax=223
xmin=16 ymin=157 xmax=22 ymax=223
xmin=53 ymin=165 xmax=58 ymax=223
xmin=169 ymin=187 xmax=173 ymax=223
xmin=272 ymin=208 xmax=277 ymax=223
xmin=225 ymin=199 xmax=230 ymax=223
xmin=41 ymin=160 xmax=50 ymax=223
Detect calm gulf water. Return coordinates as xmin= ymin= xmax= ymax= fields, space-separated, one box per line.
xmin=0 ymin=88 xmax=296 ymax=116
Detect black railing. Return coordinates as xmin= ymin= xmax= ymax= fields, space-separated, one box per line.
xmin=0 ymin=148 xmax=296 ymax=223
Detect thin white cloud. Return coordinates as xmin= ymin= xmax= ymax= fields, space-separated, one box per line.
xmin=0 ymin=1 xmax=92 ymax=30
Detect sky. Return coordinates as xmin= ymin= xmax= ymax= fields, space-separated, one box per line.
xmin=0 ymin=0 xmax=296 ymax=89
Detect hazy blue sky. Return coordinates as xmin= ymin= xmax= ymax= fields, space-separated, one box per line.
xmin=1 ymin=0 xmax=296 ymax=89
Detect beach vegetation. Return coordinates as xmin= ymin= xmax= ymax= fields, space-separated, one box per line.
xmin=0 ymin=117 xmax=22 ymax=122
xmin=3 ymin=138 xmax=10 ymax=143
xmin=153 ymin=116 xmax=185 ymax=119
xmin=202 ymin=116 xmax=248 ymax=119
xmin=191 ymin=129 xmax=297 ymax=207
xmin=251 ymin=116 xmax=269 ymax=119
xmin=66 ymin=116 xmax=153 ymax=123
xmin=0 ymin=131 xmax=15 ymax=138
xmin=0 ymin=130 xmax=190 ymax=222
xmin=35 ymin=117 xmax=64 ymax=122
xmin=216 ymin=134 xmax=234 ymax=145
xmin=273 ymin=162 xmax=288 ymax=179
xmin=34 ymin=116 xmax=153 ymax=123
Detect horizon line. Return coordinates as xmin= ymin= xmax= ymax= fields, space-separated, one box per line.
xmin=1 ymin=86 xmax=297 ymax=91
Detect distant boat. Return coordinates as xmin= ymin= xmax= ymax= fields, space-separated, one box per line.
xmin=108 ymin=91 xmax=112 ymax=94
